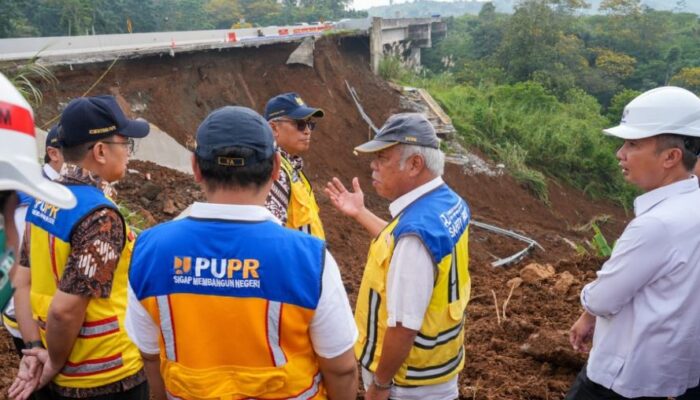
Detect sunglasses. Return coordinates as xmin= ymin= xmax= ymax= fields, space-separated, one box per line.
xmin=274 ymin=118 xmax=316 ymax=132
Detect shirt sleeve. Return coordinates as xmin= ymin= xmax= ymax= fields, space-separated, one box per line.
xmin=265 ymin=170 xmax=291 ymax=225
xmin=309 ymin=250 xmax=358 ymax=359
xmin=58 ymin=207 xmax=125 ymax=298
xmin=125 ymin=283 xmax=161 ymax=355
xmin=386 ymin=235 xmax=435 ymax=331
xmin=582 ymin=215 xmax=672 ymax=318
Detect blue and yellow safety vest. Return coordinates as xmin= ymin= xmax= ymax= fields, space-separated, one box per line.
xmin=129 ymin=216 xmax=327 ymax=400
xmin=280 ymin=157 xmax=325 ymax=239
xmin=355 ymin=184 xmax=471 ymax=386
xmin=26 ymin=184 xmax=142 ymax=389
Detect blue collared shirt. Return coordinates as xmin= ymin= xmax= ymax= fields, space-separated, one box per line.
xmin=582 ymin=176 xmax=700 ymax=397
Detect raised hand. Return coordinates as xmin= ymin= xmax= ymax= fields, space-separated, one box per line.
xmin=324 ymin=177 xmax=365 ymax=218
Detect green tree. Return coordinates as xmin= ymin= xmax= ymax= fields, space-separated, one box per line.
xmin=670 ymin=67 xmax=700 ymax=94
xmin=594 ymin=48 xmax=636 ymax=80
xmin=205 ymin=0 xmax=242 ymax=29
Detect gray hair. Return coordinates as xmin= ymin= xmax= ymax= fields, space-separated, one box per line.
xmin=399 ymin=144 xmax=445 ymax=176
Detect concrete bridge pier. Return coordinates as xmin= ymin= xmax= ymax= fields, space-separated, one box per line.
xmin=370 ymin=16 xmax=446 ymax=74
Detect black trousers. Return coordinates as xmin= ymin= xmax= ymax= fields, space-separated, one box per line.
xmin=49 ymin=381 xmax=149 ymax=400
xmin=566 ymin=366 xmax=700 ymax=400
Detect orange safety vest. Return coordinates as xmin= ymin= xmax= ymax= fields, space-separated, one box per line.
xmin=130 ymin=216 xmax=328 ymax=399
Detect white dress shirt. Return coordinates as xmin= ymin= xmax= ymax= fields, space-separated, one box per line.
xmin=361 ymin=176 xmax=458 ymax=400
xmin=582 ymin=176 xmax=700 ymax=398
xmin=126 ymin=202 xmax=358 ymax=359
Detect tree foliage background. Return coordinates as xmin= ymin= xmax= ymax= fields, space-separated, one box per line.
xmin=403 ymin=0 xmax=700 ymax=205
xmin=0 ymin=0 xmax=366 ymax=37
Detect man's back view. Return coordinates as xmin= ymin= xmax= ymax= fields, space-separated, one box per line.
xmin=125 ymin=106 xmax=357 ymax=400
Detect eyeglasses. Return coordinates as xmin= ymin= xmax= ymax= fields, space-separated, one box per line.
xmin=96 ymin=138 xmax=136 ymax=155
xmin=273 ymin=118 xmax=316 ymax=132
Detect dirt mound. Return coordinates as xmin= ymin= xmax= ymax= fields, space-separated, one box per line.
xmin=0 ymin=35 xmax=631 ymax=399
xmin=116 ymin=160 xmax=204 ymax=224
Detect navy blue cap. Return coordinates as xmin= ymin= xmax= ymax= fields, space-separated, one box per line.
xmin=355 ymin=113 xmax=440 ymax=153
xmin=45 ymin=125 xmax=61 ymax=148
xmin=59 ymin=95 xmax=150 ymax=147
xmin=263 ymin=92 xmax=324 ymax=121
xmin=195 ymin=106 xmax=275 ymax=166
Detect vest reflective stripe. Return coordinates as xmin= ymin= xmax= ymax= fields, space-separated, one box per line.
xmin=2 ymin=312 xmax=20 ymax=337
xmin=405 ymin=347 xmax=464 ymax=381
xmin=48 ymin=234 xmax=59 ymax=282
xmin=266 ymin=301 xmax=287 ymax=367
xmin=359 ymin=289 xmax=380 ymax=367
xmin=78 ymin=316 xmax=120 ymax=338
xmin=292 ymin=372 xmax=322 ymax=400
xmin=157 ymin=295 xmax=178 ymax=361
xmin=413 ymin=318 xmax=464 ymax=350
xmin=448 ymin=249 xmax=458 ymax=303
xmin=62 ymin=353 xmax=124 ymax=377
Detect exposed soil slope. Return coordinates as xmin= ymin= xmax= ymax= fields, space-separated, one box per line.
xmin=0 ymin=35 xmax=630 ymax=400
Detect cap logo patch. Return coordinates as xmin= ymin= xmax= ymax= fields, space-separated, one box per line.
xmin=404 ymin=136 xmax=418 ymax=142
xmin=89 ymin=125 xmax=117 ymax=135
xmin=621 ymin=108 xmax=629 ymax=124
xmin=217 ymin=156 xmax=245 ymax=167
xmin=295 ymin=97 xmax=305 ymax=106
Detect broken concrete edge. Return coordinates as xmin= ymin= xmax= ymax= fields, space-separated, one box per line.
xmin=9 ymin=31 xmax=368 ymax=67
xmin=286 ymin=36 xmax=316 ymax=68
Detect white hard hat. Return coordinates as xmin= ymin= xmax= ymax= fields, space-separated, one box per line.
xmin=604 ymin=86 xmax=700 ymax=139
xmin=0 ymin=73 xmax=76 ymax=209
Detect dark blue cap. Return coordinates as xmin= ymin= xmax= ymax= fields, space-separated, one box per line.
xmin=45 ymin=125 xmax=61 ymax=148
xmin=59 ymin=95 xmax=150 ymax=147
xmin=195 ymin=106 xmax=275 ymax=166
xmin=263 ymin=92 xmax=324 ymax=121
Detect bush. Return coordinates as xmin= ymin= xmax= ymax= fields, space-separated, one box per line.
xmin=426 ymin=78 xmax=637 ymax=206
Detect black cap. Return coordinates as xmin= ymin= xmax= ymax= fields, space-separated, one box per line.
xmin=45 ymin=125 xmax=61 ymax=148
xmin=263 ymin=92 xmax=324 ymax=121
xmin=59 ymin=95 xmax=150 ymax=147
xmin=355 ymin=113 xmax=439 ymax=153
xmin=195 ymin=106 xmax=275 ymax=166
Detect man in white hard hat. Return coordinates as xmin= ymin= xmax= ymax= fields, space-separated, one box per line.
xmin=567 ymin=86 xmax=700 ymax=400
xmin=0 ymin=72 xmax=74 ymax=400
xmin=0 ymin=74 xmax=75 ymax=211
xmin=0 ymin=73 xmax=75 ymax=311
xmin=3 ymin=125 xmax=65 ymax=358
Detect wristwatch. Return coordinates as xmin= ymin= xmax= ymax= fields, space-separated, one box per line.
xmin=371 ymin=375 xmax=393 ymax=391
xmin=24 ymin=340 xmax=44 ymax=349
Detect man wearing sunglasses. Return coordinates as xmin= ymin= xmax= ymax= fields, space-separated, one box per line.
xmin=263 ymin=92 xmax=326 ymax=239
xmin=10 ymin=95 xmax=151 ymax=400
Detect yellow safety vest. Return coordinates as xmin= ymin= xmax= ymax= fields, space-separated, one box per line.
xmin=355 ymin=184 xmax=471 ymax=386
xmin=26 ymin=185 xmax=142 ymax=389
xmin=280 ymin=157 xmax=325 ymax=239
